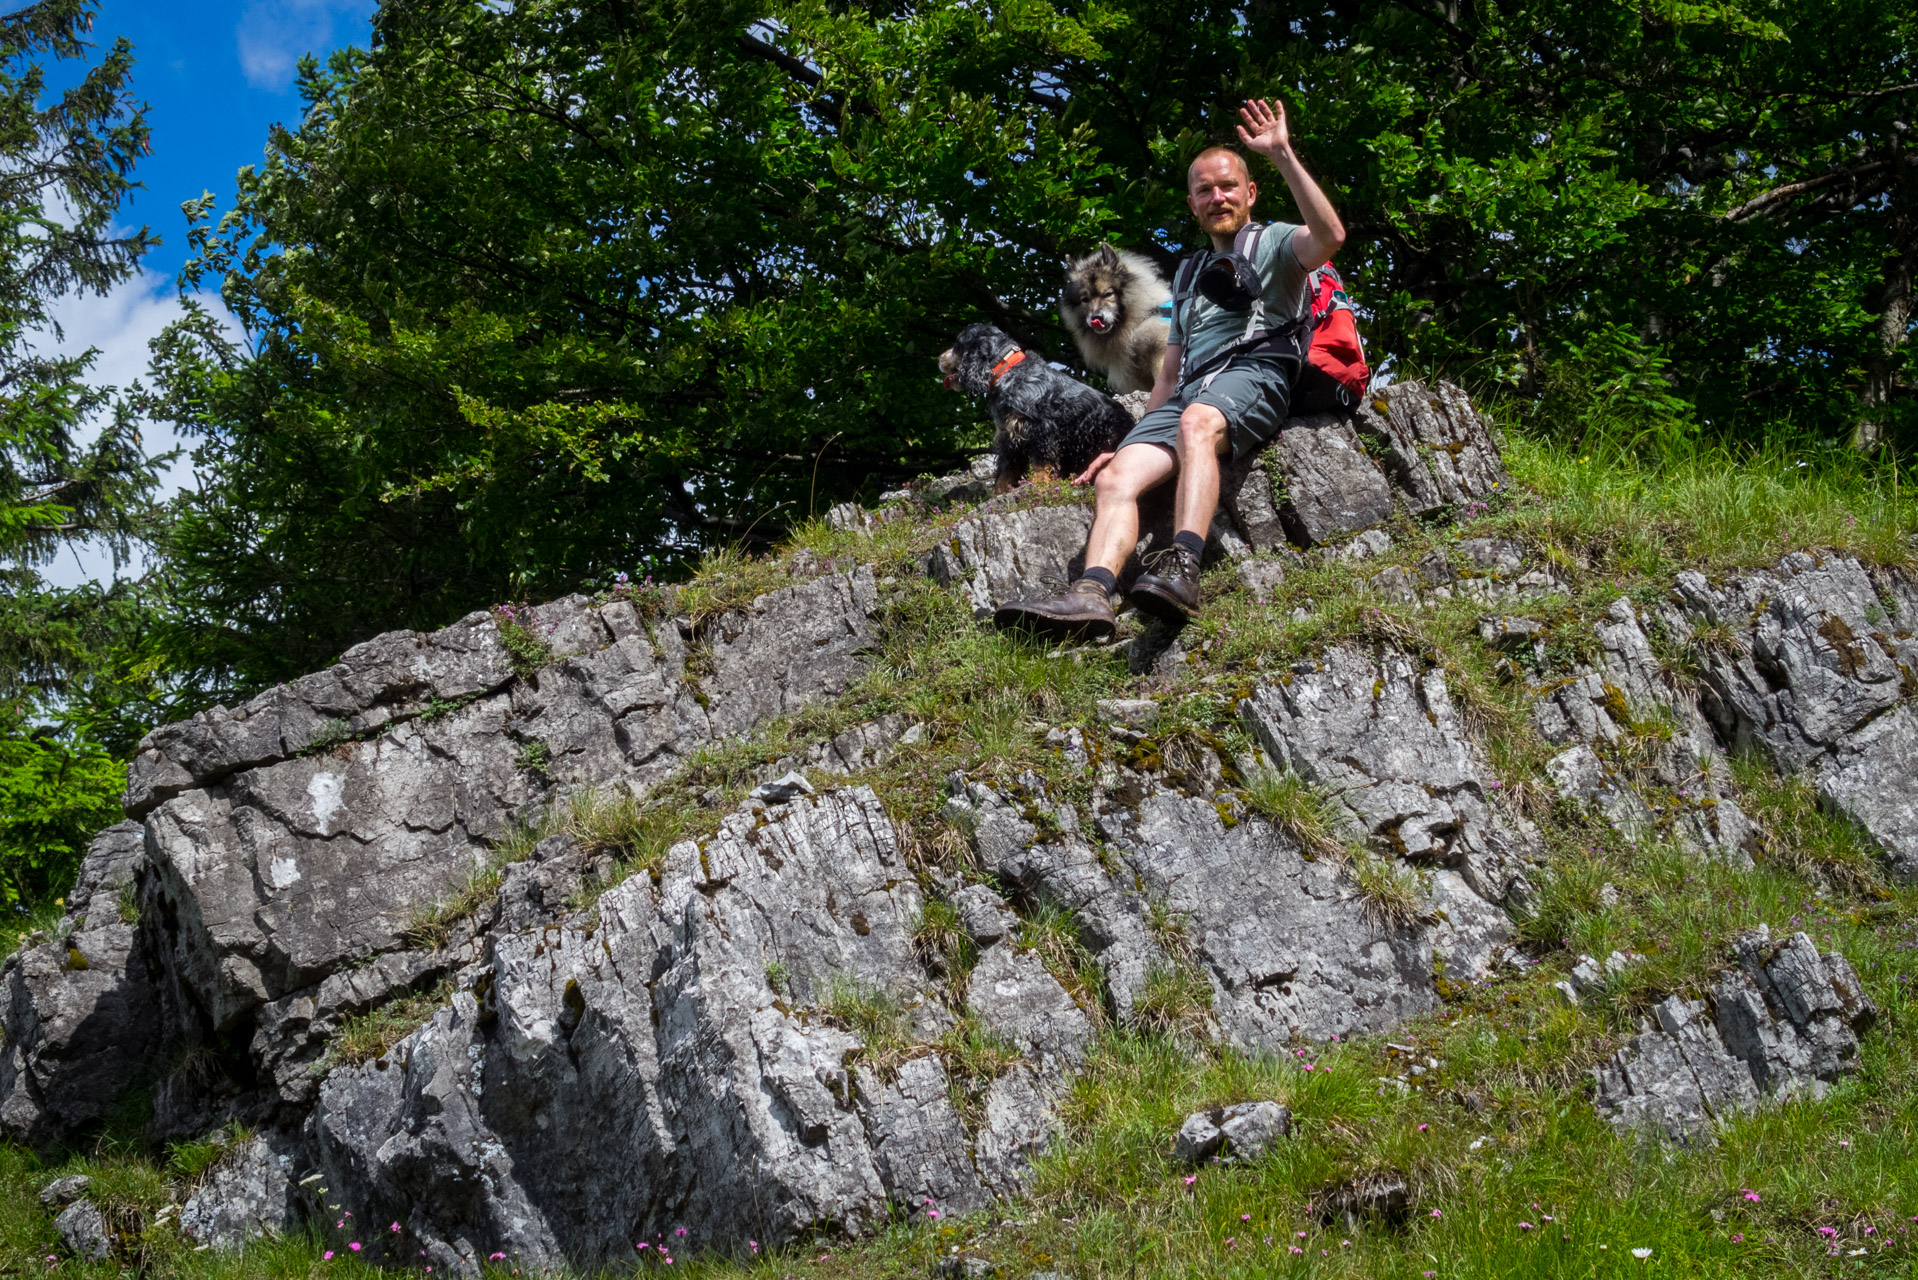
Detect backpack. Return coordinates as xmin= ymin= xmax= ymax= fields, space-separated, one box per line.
xmin=1304 ymin=262 xmax=1371 ymax=399
xmin=1170 ymin=225 xmax=1371 ymax=399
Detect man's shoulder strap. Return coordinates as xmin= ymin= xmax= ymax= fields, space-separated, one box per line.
xmin=1172 ymin=250 xmax=1205 ymax=300
xmin=1233 ymin=220 xmax=1267 ymax=259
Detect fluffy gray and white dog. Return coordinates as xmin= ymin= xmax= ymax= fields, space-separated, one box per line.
xmin=939 ymin=322 xmax=1134 ymax=493
xmin=1059 ymin=243 xmax=1172 ymax=393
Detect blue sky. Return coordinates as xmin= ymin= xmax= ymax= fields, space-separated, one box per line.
xmin=44 ymin=0 xmax=377 ymax=585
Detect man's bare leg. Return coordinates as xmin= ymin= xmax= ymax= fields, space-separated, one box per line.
xmin=1172 ymin=403 xmax=1229 ymax=539
xmin=1130 ymin=403 xmax=1229 ymax=621
xmin=1083 ymin=442 xmax=1180 ymax=575
xmin=990 ymin=442 xmax=1176 ymax=640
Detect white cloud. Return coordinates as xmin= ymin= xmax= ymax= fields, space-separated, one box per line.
xmin=35 ymin=271 xmax=245 ymax=589
xmin=236 ymin=0 xmax=376 ymax=93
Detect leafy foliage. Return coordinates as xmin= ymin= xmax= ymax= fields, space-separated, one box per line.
xmin=0 ymin=0 xmax=166 ymax=909
xmin=147 ymin=0 xmax=1916 ymax=698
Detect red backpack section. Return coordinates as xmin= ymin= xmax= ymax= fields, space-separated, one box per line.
xmin=1306 ymin=264 xmax=1371 ymax=398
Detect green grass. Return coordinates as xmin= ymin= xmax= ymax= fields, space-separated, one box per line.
xmin=326 ymin=979 xmax=455 ymax=1069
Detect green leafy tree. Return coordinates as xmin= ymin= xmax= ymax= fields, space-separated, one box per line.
xmin=153 ymin=0 xmax=1914 ymax=699
xmin=0 ymin=0 xmax=166 ymax=908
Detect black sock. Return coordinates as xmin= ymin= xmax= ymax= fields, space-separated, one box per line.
xmin=1173 ymin=530 xmax=1207 ymax=561
xmin=1078 ymin=566 xmax=1117 ymax=594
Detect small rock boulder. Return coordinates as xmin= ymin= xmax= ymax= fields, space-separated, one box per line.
xmin=54 ymin=1198 xmax=112 ymax=1261
xmin=1174 ymin=1100 xmax=1292 ymax=1163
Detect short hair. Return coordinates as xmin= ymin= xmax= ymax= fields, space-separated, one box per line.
xmin=1187 ymin=146 xmax=1250 ymax=188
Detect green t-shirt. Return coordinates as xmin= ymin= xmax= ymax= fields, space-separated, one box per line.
xmin=1169 ymin=221 xmax=1311 ymax=373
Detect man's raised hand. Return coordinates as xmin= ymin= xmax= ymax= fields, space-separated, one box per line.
xmin=1236 ymin=98 xmax=1291 ymax=161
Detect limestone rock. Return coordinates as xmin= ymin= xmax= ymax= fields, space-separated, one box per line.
xmin=123 ymin=609 xmax=519 ymax=819
xmin=1362 ymin=380 xmax=1509 ymax=506
xmin=1815 ymin=704 xmax=1918 ymax=883
xmin=0 ymin=912 xmax=158 ymax=1147
xmin=923 ymin=504 xmax=1095 ymax=617
xmin=1676 ymin=554 xmax=1915 ymax=874
xmin=38 ymin=1174 xmax=90 ymax=1208
xmin=952 ymin=782 xmax=1164 ymax=1021
xmin=972 ymin=1065 xmax=1060 ymax=1197
xmin=1271 ymin=417 xmax=1395 ymax=546
xmin=951 ymin=885 xmax=1021 ymax=946
xmin=179 ymin=1134 xmax=301 ymax=1251
xmin=1240 ymin=648 xmax=1539 ymax=904
xmin=1594 ymin=929 xmax=1875 ymax=1143
xmin=1219 ymin=1100 xmax=1290 ymax=1158
xmin=966 ymin=944 xmax=1091 ymax=1076
xmin=54 ymin=1198 xmax=112 ymax=1261
xmin=855 ymin=1055 xmax=989 ymax=1216
xmin=309 ymin=788 xmax=989 ymax=1269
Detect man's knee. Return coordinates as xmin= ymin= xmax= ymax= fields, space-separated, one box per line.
xmin=1177 ymin=404 xmax=1229 ymax=457
xmin=1093 ymin=446 xmax=1167 ymax=504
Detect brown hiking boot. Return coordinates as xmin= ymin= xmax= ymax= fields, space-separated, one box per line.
xmin=993 ymin=578 xmax=1117 ymax=642
xmin=1129 ymin=544 xmax=1202 ymax=622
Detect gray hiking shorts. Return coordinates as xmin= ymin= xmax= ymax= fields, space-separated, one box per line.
xmin=1117 ymin=354 xmax=1296 ymax=461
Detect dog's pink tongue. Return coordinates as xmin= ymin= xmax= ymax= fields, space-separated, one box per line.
xmin=1089 ymin=317 xmax=1108 ymax=332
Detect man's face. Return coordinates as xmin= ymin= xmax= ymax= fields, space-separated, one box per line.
xmin=1187 ymin=155 xmax=1257 ymax=240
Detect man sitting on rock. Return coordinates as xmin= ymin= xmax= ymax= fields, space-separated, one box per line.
xmin=995 ymin=98 xmax=1345 ymax=639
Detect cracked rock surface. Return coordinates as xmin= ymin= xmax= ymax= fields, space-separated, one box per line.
xmin=1593 ymin=928 xmax=1876 ymax=1143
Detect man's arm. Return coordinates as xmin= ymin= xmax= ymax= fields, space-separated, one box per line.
xmin=1237 ymin=98 xmax=1345 ymax=272
xmin=1074 ymin=342 xmax=1182 ymax=485
xmin=1145 ymin=342 xmax=1181 ymax=414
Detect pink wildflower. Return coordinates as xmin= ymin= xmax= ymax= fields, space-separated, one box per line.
xmin=1184 ymin=1175 xmax=1196 ymax=1186
xmin=392 ymin=1222 xmax=402 ymax=1233
xmin=324 ymin=1252 xmax=335 ymax=1262
xmin=1418 ymin=1124 xmax=1428 ymax=1131
xmin=348 ymin=1243 xmax=362 ymax=1252
xmin=1241 ymin=1214 xmax=1251 ymax=1222
xmin=928 ymin=1210 xmax=940 ymax=1219
xmin=490 ymin=1254 xmax=506 ymax=1261
xmin=1519 ymin=1222 xmax=1535 ymax=1231
xmin=1743 ymin=1190 xmax=1761 ymax=1202
xmin=1431 ymin=1209 xmax=1442 ymax=1219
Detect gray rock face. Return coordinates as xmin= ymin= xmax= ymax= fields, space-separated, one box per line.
xmin=1593 ymin=928 xmax=1876 ymax=1143
xmin=954 ymin=760 xmax=1511 ymax=1051
xmin=966 ymin=944 xmax=1090 ymax=1076
xmin=179 ymin=1134 xmax=301 ymax=1251
xmin=1675 ymin=553 xmax=1917 ymax=878
xmin=4 ymin=570 xmax=882 ymax=1148
xmin=1240 ymin=647 xmax=1540 ymax=905
xmin=123 ymin=608 xmax=521 ymax=820
xmin=1533 ymin=599 xmax=1754 ymax=862
xmin=923 ymin=504 xmax=1095 ymax=616
xmin=1271 ymin=418 xmax=1396 ymax=547
xmin=1357 ymin=380 xmax=1510 ymax=508
xmin=0 ymin=860 xmax=159 ymax=1146
xmin=54 ymin=1197 xmax=112 ymax=1260
xmin=308 ymin=787 xmax=1035 ymax=1271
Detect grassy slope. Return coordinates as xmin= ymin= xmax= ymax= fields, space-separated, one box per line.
xmin=4 ymin=430 xmax=1916 ymax=1279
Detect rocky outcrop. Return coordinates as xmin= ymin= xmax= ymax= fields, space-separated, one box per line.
xmin=1593 ymin=927 xmax=1876 ymax=1144
xmin=1240 ymin=646 xmax=1540 ymax=906
xmin=1533 ymin=598 xmax=1754 ymax=862
xmin=179 ymin=1134 xmax=302 ymax=1250
xmin=2 ymin=570 xmax=882 ymax=1150
xmin=10 ymin=369 xmax=1903 ymax=1270
xmin=307 ymin=786 xmax=1020 ymax=1272
xmin=1673 ymin=553 xmax=1918 ymax=880
xmin=0 ymin=824 xmax=157 ymax=1147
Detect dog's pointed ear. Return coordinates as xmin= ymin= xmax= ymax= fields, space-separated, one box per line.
xmin=1098 ymin=243 xmax=1119 ymax=267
